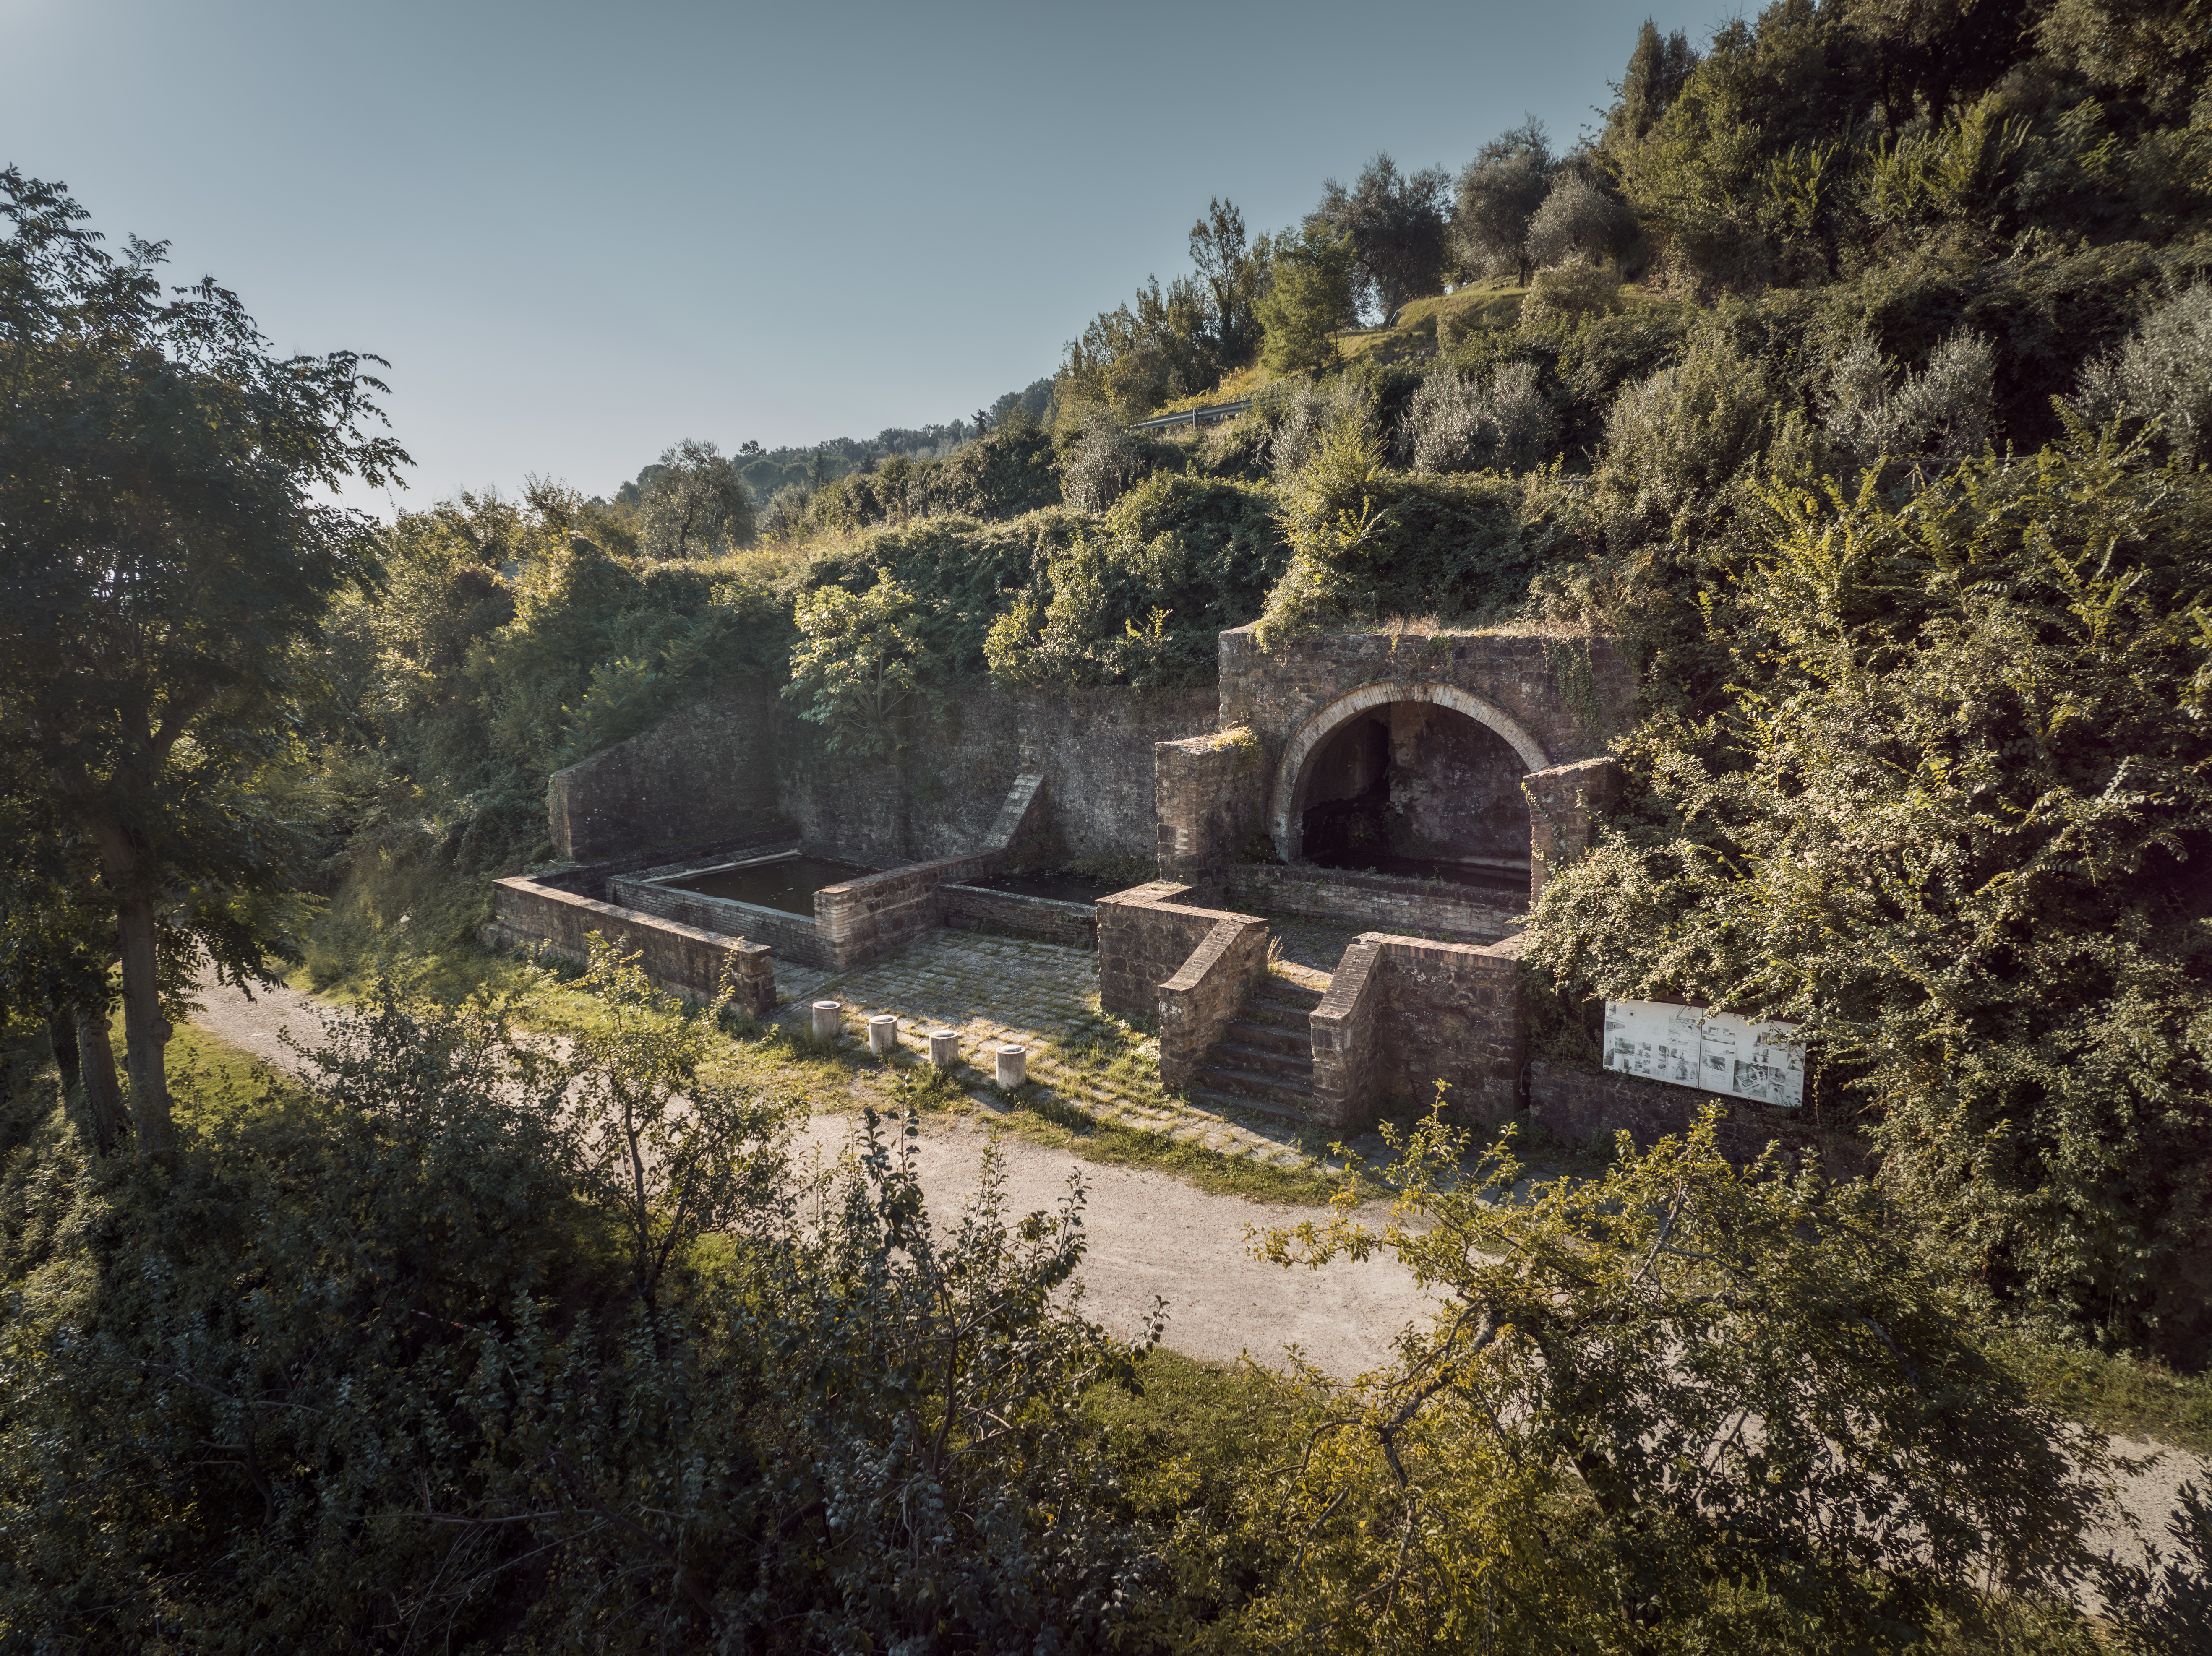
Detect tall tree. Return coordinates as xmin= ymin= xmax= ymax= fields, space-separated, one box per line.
xmin=1186 ymin=198 xmax=1268 ymax=370
xmin=0 ymin=170 xmax=404 ymax=1150
xmin=1311 ymin=155 xmax=1451 ymax=324
xmin=1603 ymin=19 xmax=1699 ymax=149
xmin=1450 ymin=119 xmax=1557 ymax=286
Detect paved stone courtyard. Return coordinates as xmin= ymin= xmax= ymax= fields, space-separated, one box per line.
xmin=772 ymin=930 xmax=1333 ymax=1170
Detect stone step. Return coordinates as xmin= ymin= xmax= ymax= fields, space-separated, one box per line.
xmin=1244 ymin=985 xmax=1323 ymax=1031
xmin=1189 ymin=1084 xmax=1309 ymax=1124
xmin=1195 ymin=1060 xmax=1313 ymax=1110
xmin=1223 ymin=1016 xmax=1310 ymax=1057
xmin=1208 ymin=1040 xmax=1313 ymax=1082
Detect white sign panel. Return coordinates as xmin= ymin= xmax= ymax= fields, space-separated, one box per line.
xmin=1602 ymin=1000 xmax=1805 ymax=1109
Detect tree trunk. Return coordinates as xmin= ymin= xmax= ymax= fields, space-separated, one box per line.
xmin=70 ymin=1005 xmax=129 ymax=1153
xmin=93 ymin=821 xmax=173 ymax=1153
xmin=114 ymin=890 xmax=172 ymax=1151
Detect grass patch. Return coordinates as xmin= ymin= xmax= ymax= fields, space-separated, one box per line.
xmin=977 ymin=1090 xmax=1360 ymax=1207
xmin=1987 ymin=1331 xmax=2212 ymax=1455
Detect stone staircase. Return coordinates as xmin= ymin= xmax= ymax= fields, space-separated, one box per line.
xmin=1189 ymin=976 xmax=1324 ymax=1122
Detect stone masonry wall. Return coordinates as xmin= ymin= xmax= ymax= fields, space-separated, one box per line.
xmin=784 ymin=682 xmax=1218 ymax=866
xmin=1221 ymin=864 xmax=1523 ymax=945
xmin=1528 ymin=1058 xmax=1870 ymax=1182
xmin=1218 ymin=626 xmax=1632 ymax=771
xmin=1308 ymin=931 xmax=1527 ymax=1128
xmin=1158 ymin=917 xmax=1268 ymax=1089
xmin=548 ymin=682 xmax=785 ymax=862
xmin=816 ymin=852 xmax=996 ymax=969
xmin=1155 ymin=732 xmax=1266 ymax=881
xmin=1096 ymin=882 xmax=1265 ymax=1026
xmin=1523 ymin=757 xmax=1625 ymax=907
xmin=483 ymin=878 xmax=776 ymax=1015
xmin=532 ymin=829 xmax=801 ymax=903
xmin=942 ymin=886 xmax=1098 ymax=950
xmin=606 ymin=873 xmax=833 ymax=970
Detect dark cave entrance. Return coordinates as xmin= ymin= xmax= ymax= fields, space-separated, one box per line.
xmin=1295 ymin=703 xmax=1532 ymax=895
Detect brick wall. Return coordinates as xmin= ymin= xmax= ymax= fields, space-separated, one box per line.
xmin=484 ymin=879 xmax=775 ymax=1015
xmin=548 ymin=682 xmax=786 ymax=861
xmin=1221 ymin=863 xmax=1524 ymax=945
xmin=1158 ymin=916 xmax=1268 ymax=1088
xmin=1528 ymin=1059 xmax=1870 ymax=1180
xmin=942 ymin=885 xmax=1098 ymax=949
xmin=1217 ymin=626 xmax=1632 ymax=769
xmin=1155 ymin=733 xmax=1265 ymax=880
xmin=1523 ymin=756 xmax=1624 ymax=906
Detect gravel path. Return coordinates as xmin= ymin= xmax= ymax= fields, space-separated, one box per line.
xmin=186 ymin=969 xmax=1435 ymax=1377
xmin=189 ymin=970 xmax=2204 ymax=1598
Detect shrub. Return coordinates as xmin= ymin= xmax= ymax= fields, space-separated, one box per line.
xmin=2074 ymin=282 xmax=2212 ymax=466
xmin=1521 ymin=260 xmax=1626 ymax=325
xmin=1821 ymin=325 xmax=1996 ymax=472
xmin=1399 ymin=360 xmax=1560 ymax=473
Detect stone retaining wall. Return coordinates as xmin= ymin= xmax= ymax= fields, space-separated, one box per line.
xmin=1158 ymin=916 xmax=1268 ymax=1088
xmin=607 ymin=872 xmax=833 ymax=970
xmin=942 ymin=885 xmax=1098 ymax=950
xmin=1527 ymin=1059 xmax=1869 ymax=1180
xmin=483 ymin=879 xmax=775 ymax=1014
xmin=1155 ymin=731 xmax=1265 ymax=881
xmin=1221 ymin=863 xmax=1524 ymax=945
xmin=547 ymin=683 xmax=786 ymax=862
xmin=1523 ymin=756 xmax=1624 ymax=906
xmin=1308 ymin=931 xmax=1526 ymax=1128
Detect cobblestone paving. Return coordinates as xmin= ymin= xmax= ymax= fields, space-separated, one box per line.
xmin=770 ymin=932 xmax=1323 ymax=1170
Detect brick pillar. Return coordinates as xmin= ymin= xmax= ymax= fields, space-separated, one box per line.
xmin=1155 ymin=732 xmax=1265 ymax=883
xmin=1522 ymin=756 xmax=1623 ymax=906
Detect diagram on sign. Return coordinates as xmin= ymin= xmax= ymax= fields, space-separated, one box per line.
xmin=1602 ymin=1000 xmax=1805 ymax=1108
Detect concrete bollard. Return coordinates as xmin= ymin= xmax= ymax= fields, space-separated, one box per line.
xmin=810 ymin=1000 xmax=842 ymax=1042
xmin=995 ymin=1044 xmax=1028 ymax=1089
xmin=867 ymin=1013 xmax=898 ymax=1057
xmin=928 ymin=1029 xmax=960 ymax=1070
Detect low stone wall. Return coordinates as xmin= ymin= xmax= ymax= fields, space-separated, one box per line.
xmin=483 ymin=878 xmax=775 ymax=1015
xmin=1098 ymin=881 xmax=1259 ymax=1025
xmin=818 ymin=851 xmax=995 ymax=969
xmin=942 ymin=885 xmax=1098 ymax=950
xmin=1310 ymin=936 xmax=1382 ymax=1128
xmin=1309 ymin=930 xmax=1525 ymax=1128
xmin=530 ymin=829 xmax=801 ymax=903
xmin=1527 ymin=1059 xmax=1868 ymax=1179
xmin=1158 ymin=917 xmax=1268 ymax=1089
xmin=607 ymin=872 xmax=834 ymax=970
xmin=1221 ymin=863 xmax=1523 ymax=945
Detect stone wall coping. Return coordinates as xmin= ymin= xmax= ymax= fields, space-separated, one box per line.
xmin=1356 ymin=929 xmax=1528 ymax=965
xmin=1161 ymin=914 xmax=1267 ymax=994
xmin=498 ymin=876 xmax=773 ymax=958
xmin=1097 ymin=880 xmax=1262 ymax=927
xmin=940 ymin=882 xmax=1096 ymax=915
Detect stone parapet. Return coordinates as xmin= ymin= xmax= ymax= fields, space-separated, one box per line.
xmin=484 ymin=878 xmax=775 ymax=1015
xmin=1310 ymin=936 xmax=1383 ymax=1128
xmin=1307 ymin=930 xmax=1527 ymax=1127
xmin=816 ymin=851 xmax=995 ymax=969
xmin=1158 ymin=916 xmax=1269 ymax=1089
xmin=1096 ymin=882 xmax=1264 ymax=1025
xmin=605 ymin=874 xmax=833 ymax=969
xmin=1221 ymin=863 xmax=1523 ymax=945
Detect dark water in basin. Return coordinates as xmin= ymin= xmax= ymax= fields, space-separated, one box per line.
xmin=1306 ymin=853 xmax=1528 ymax=896
xmin=960 ymin=870 xmax=1121 ymax=904
xmin=664 ymin=855 xmax=876 ymax=917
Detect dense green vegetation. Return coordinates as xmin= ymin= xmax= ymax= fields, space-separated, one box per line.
xmin=8 ymin=0 xmax=2212 ymax=1644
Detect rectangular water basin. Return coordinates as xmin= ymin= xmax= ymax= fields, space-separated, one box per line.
xmin=657 ymin=853 xmax=878 ymax=917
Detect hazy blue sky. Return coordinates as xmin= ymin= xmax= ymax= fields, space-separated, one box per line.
xmin=2 ymin=0 xmax=1717 ymax=509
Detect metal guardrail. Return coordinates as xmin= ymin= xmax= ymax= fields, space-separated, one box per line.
xmin=1126 ymin=398 xmax=1252 ymax=434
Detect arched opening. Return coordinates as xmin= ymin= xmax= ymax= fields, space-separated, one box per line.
xmin=1285 ymin=696 xmax=1536 ymax=894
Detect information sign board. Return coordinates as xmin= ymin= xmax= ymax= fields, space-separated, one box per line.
xmin=1601 ymin=1000 xmax=1805 ymax=1109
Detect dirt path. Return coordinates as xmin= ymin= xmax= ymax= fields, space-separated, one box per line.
xmin=189 ymin=971 xmax=2204 ymax=1595
xmin=187 ymin=971 xmax=1436 ymax=1377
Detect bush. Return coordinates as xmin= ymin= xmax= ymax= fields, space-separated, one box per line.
xmin=1399 ymin=360 xmax=1560 ymax=474
xmin=1521 ymin=260 xmax=1625 ymax=325
xmin=1821 ymin=325 xmax=1996 ymax=472
xmin=2074 ymin=282 xmax=2212 ymax=465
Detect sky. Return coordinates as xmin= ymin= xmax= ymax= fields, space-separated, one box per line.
xmin=1 ymin=0 xmax=1719 ymax=511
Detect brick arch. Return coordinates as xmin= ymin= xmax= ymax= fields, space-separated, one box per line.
xmin=1269 ymin=680 xmax=1550 ymax=863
